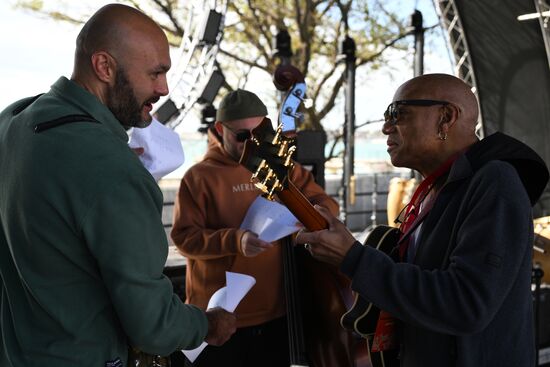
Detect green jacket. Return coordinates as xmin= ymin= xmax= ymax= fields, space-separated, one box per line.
xmin=0 ymin=77 xmax=207 ymax=367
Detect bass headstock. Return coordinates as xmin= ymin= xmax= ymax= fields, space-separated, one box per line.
xmin=274 ymin=65 xmax=307 ymax=135
xmin=239 ymin=117 xmax=296 ymax=200
xmin=239 ymin=65 xmax=307 ymax=200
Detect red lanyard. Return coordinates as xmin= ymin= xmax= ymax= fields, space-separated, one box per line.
xmin=398 ymin=154 xmax=458 ymax=260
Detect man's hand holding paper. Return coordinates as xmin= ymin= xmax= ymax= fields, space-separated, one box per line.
xmin=240 ymin=196 xmax=301 ymax=243
xmin=183 ymin=272 xmax=256 ymax=362
xmin=204 ymin=307 xmax=236 ymax=346
xmin=240 ymin=231 xmax=273 ymax=257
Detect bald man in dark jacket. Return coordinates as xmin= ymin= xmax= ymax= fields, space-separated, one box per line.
xmin=297 ymin=74 xmax=548 ymax=367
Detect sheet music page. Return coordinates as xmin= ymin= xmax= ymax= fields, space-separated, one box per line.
xmin=129 ymin=117 xmax=184 ymax=181
xmin=182 ymin=272 xmax=256 ymax=362
xmin=240 ymin=196 xmax=301 ymax=242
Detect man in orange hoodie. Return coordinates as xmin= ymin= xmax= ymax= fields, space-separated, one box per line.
xmin=171 ymin=89 xmax=338 ymax=366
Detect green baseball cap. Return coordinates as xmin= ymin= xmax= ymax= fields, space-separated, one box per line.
xmin=216 ymin=89 xmax=268 ymax=122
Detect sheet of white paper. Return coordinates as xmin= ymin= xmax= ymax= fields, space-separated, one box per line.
xmin=128 ymin=117 xmax=184 ymax=181
xmin=240 ymin=196 xmax=301 ymax=242
xmin=183 ymin=272 xmax=256 ymax=363
xmin=224 ymin=272 xmax=256 ymax=311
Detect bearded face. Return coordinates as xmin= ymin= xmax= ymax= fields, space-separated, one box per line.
xmin=106 ymin=66 xmax=152 ymax=129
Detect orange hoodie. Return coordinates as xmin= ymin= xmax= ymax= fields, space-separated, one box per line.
xmin=171 ymin=129 xmax=338 ymax=327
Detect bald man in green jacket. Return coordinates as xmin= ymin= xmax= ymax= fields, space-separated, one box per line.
xmin=0 ymin=4 xmax=235 ymax=367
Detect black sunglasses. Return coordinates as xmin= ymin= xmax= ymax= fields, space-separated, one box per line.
xmin=222 ymin=124 xmax=252 ymax=142
xmin=384 ymin=99 xmax=450 ymax=125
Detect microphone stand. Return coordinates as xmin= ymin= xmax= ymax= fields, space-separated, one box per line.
xmin=340 ymin=35 xmax=356 ymax=225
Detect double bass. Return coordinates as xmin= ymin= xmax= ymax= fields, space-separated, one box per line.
xmin=239 ymin=65 xmax=370 ymax=367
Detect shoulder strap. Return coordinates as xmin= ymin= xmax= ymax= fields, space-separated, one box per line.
xmin=34 ymin=114 xmax=99 ymax=133
xmin=9 ymin=93 xmax=99 ymax=133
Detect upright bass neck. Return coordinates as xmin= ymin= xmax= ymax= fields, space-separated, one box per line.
xmin=278 ymin=180 xmax=328 ymax=232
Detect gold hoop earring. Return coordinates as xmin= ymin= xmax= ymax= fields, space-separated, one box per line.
xmin=438 ymin=131 xmax=447 ymax=141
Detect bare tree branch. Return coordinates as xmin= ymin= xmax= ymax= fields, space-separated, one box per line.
xmin=326 ymin=132 xmax=342 ymax=160
xmin=246 ymin=0 xmax=275 ymax=56
xmin=218 ymin=48 xmax=269 ymax=72
xmin=228 ymin=3 xmax=272 ymax=65
xmin=356 ymin=30 xmax=410 ymax=66
xmin=312 ymin=62 xmax=341 ymax=103
xmin=300 ymin=0 xmax=314 ymax=75
xmin=151 ymin=0 xmax=184 ymax=36
xmin=317 ymin=68 xmax=346 ymax=121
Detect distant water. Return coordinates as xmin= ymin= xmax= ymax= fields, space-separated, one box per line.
xmin=172 ymin=135 xmax=389 ymax=178
xmin=334 ymin=138 xmax=389 ymax=161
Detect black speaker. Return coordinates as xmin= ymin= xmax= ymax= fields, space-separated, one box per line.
xmin=273 ymin=29 xmax=292 ymax=58
xmin=197 ymin=69 xmax=224 ymax=105
xmin=154 ymin=98 xmax=180 ymax=124
xmin=199 ymin=10 xmax=222 ymax=45
xmin=294 ymin=130 xmax=326 ymax=188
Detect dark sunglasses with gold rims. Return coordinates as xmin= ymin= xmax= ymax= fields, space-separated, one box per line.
xmin=384 ymin=99 xmax=450 ymax=126
xmin=222 ymin=123 xmax=252 ymax=142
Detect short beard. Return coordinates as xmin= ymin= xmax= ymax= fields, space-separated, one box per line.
xmin=106 ymin=67 xmax=151 ymax=129
xmin=223 ymin=140 xmax=243 ymax=162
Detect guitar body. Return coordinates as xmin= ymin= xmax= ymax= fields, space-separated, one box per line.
xmin=341 ymin=225 xmax=399 ymax=335
xmin=340 ymin=225 xmax=400 ymax=367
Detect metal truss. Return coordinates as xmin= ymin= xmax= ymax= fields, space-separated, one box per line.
xmin=153 ymin=0 xmax=228 ymax=129
xmin=535 ymin=0 xmax=550 ymax=70
xmin=433 ymin=0 xmax=484 ymax=137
